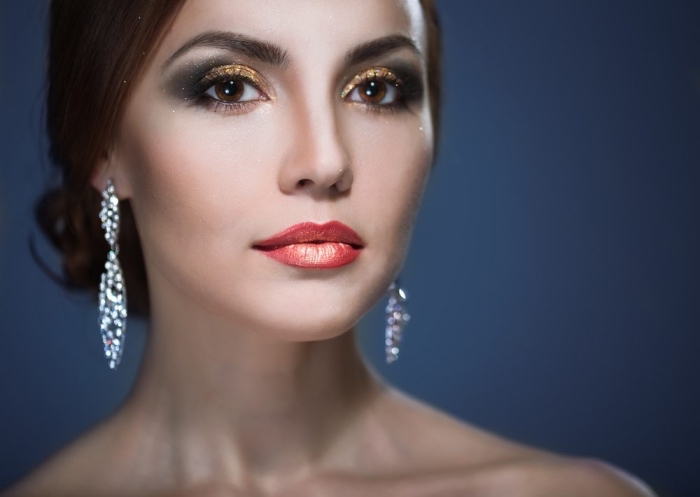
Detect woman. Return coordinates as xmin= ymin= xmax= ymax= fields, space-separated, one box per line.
xmin=6 ymin=0 xmax=654 ymax=495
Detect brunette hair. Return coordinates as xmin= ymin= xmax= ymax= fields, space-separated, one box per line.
xmin=37 ymin=0 xmax=442 ymax=316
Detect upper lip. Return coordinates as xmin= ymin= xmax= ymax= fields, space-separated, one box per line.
xmin=253 ymin=221 xmax=364 ymax=248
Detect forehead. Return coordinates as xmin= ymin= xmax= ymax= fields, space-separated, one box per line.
xmin=157 ymin=0 xmax=427 ymax=64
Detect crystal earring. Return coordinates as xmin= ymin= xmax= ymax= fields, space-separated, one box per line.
xmin=385 ymin=281 xmax=410 ymax=364
xmin=98 ymin=179 xmax=127 ymax=370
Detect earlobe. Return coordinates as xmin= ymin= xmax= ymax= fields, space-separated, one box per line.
xmin=90 ymin=148 xmax=133 ymax=199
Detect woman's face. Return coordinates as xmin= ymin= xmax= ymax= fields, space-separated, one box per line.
xmin=109 ymin=0 xmax=433 ymax=340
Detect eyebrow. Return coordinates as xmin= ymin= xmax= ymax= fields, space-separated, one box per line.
xmin=345 ymin=35 xmax=422 ymax=66
xmin=163 ymin=32 xmax=421 ymax=72
xmin=163 ymin=32 xmax=290 ymax=70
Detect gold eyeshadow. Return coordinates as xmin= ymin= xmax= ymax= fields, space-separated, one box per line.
xmin=340 ymin=67 xmax=403 ymax=99
xmin=168 ymin=59 xmax=423 ymax=113
xmin=168 ymin=61 xmax=270 ymax=104
xmin=195 ymin=64 xmax=269 ymax=98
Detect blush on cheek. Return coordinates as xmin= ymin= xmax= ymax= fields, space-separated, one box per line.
xmin=117 ymin=97 xmax=287 ymax=297
xmin=337 ymin=113 xmax=432 ymax=271
xmin=123 ymin=108 xmax=268 ymax=229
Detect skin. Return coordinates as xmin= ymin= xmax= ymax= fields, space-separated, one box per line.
xmin=6 ymin=1 xmax=655 ymax=496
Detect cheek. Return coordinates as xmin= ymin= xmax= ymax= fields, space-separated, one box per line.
xmin=116 ymin=105 xmax=283 ymax=280
xmin=345 ymin=113 xmax=432 ymax=253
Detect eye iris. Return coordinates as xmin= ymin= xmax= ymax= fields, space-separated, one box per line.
xmin=360 ymin=80 xmax=387 ymax=103
xmin=214 ymin=80 xmax=244 ymax=102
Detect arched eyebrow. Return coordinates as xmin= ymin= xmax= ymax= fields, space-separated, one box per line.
xmin=162 ymin=32 xmax=421 ymax=72
xmin=163 ymin=32 xmax=289 ymax=71
xmin=345 ymin=35 xmax=422 ymax=66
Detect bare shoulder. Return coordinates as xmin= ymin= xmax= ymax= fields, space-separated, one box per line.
xmin=2 ymin=419 xmax=125 ymax=497
xmin=468 ymin=456 xmax=657 ymax=497
xmin=3 ymin=449 xmax=84 ymax=497
xmin=374 ymin=387 xmax=655 ymax=497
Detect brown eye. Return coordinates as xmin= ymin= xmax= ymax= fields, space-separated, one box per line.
xmin=342 ymin=68 xmax=401 ymax=107
xmin=359 ymin=80 xmax=387 ymax=104
xmin=213 ymin=80 xmax=245 ymax=102
xmin=204 ymin=76 xmax=263 ymax=105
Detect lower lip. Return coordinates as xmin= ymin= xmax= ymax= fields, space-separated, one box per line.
xmin=255 ymin=242 xmax=361 ymax=268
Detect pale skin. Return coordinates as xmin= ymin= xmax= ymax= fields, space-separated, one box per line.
xmin=6 ymin=1 xmax=655 ymax=496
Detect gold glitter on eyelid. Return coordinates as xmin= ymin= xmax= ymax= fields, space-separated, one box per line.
xmin=340 ymin=67 xmax=403 ymax=99
xmin=202 ymin=64 xmax=268 ymax=92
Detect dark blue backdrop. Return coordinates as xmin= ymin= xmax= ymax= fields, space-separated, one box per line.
xmin=1 ymin=1 xmax=699 ymax=496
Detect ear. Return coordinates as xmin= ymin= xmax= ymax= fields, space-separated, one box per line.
xmin=90 ymin=147 xmax=133 ymax=199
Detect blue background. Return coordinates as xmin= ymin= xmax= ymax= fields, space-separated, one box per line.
xmin=1 ymin=1 xmax=699 ymax=495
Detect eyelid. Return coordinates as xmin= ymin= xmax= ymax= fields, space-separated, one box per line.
xmin=340 ymin=67 xmax=403 ymax=99
xmin=198 ymin=64 xmax=270 ymax=98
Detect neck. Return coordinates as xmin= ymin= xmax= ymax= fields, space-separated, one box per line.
xmin=119 ymin=280 xmax=385 ymax=489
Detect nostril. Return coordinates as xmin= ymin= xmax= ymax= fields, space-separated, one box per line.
xmin=298 ymin=179 xmax=311 ymax=187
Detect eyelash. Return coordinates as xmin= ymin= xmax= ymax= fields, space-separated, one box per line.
xmin=190 ymin=65 xmax=268 ymax=113
xmin=189 ymin=65 xmax=422 ymax=114
xmin=341 ymin=68 xmax=412 ymax=114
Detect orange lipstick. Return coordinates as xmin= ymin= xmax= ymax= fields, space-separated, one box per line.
xmin=253 ymin=221 xmax=364 ymax=269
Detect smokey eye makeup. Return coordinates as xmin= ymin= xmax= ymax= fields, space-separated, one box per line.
xmin=165 ymin=57 xmax=424 ymax=114
xmin=165 ymin=59 xmax=271 ymax=112
xmin=340 ymin=64 xmax=424 ymax=113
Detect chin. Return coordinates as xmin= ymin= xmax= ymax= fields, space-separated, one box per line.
xmin=260 ymin=310 xmax=360 ymax=343
xmin=201 ymin=273 xmax=386 ymax=342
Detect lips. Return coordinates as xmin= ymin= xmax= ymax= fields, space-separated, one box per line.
xmin=253 ymin=221 xmax=364 ymax=268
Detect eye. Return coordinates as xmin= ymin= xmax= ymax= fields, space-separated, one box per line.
xmin=191 ymin=64 xmax=270 ymax=110
xmin=347 ymin=80 xmax=399 ymax=105
xmin=341 ymin=68 xmax=405 ymax=109
xmin=205 ymin=78 xmax=263 ymax=104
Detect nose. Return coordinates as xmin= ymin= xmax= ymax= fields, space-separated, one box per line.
xmin=277 ymin=98 xmax=353 ymax=197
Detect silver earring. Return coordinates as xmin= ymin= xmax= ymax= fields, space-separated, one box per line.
xmin=385 ymin=281 xmax=410 ymax=364
xmin=98 ymin=179 xmax=127 ymax=370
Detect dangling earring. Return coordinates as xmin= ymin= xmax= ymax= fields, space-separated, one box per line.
xmin=98 ymin=179 xmax=127 ymax=370
xmin=385 ymin=281 xmax=410 ymax=364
